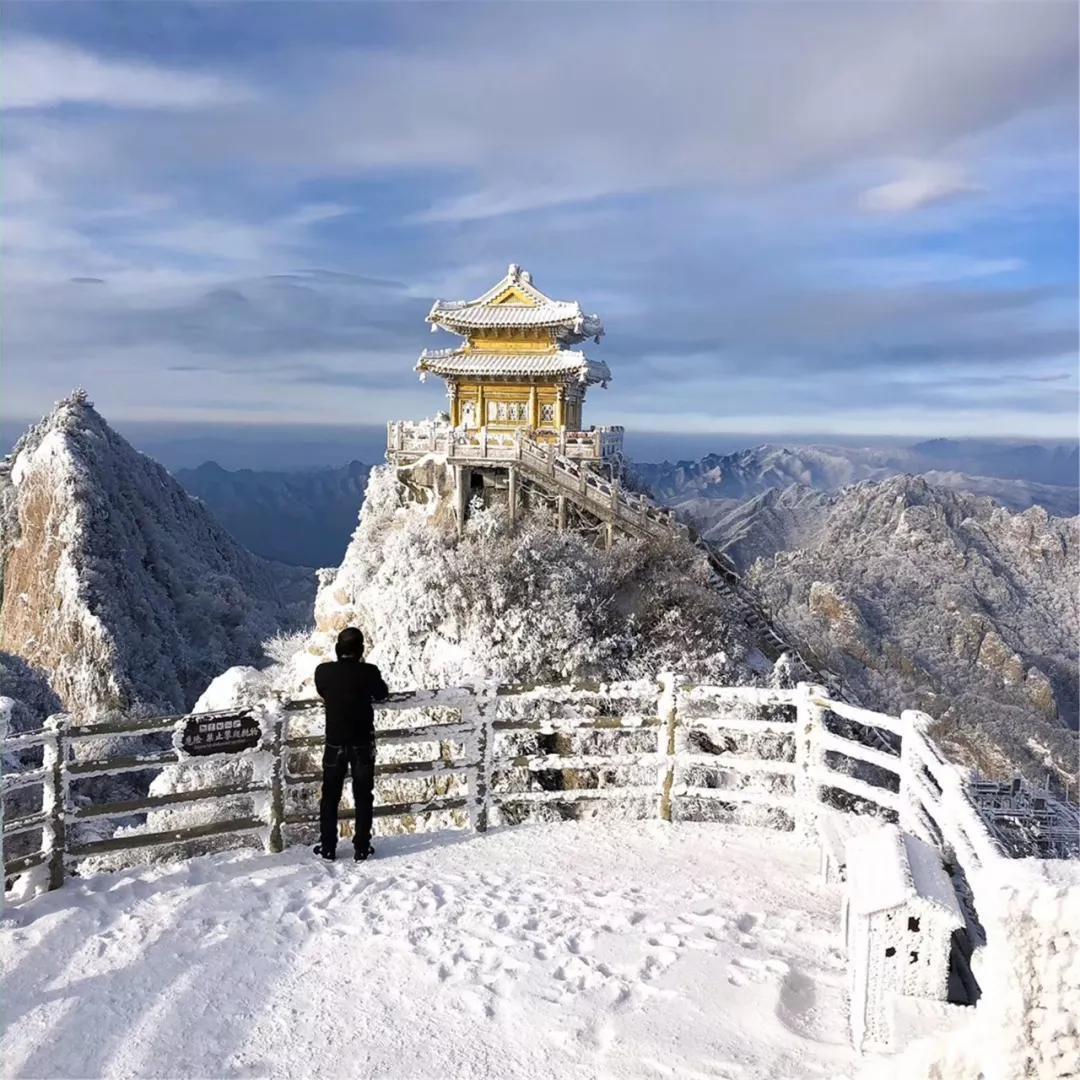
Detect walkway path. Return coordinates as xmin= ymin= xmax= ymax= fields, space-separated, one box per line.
xmin=1 ymin=822 xmax=869 ymax=1079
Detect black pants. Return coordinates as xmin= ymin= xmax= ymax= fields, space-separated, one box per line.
xmin=319 ymin=742 xmax=376 ymax=854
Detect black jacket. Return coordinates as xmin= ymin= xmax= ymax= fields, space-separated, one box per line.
xmin=314 ymin=659 xmax=390 ymax=745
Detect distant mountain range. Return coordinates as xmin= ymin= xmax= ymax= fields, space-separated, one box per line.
xmin=634 ymin=441 xmax=1078 ymax=520
xmin=175 ymin=460 xmax=372 ymax=567
xmin=173 ymin=439 xmax=1077 ymax=570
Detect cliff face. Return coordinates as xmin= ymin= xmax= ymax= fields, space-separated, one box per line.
xmin=0 ymin=392 xmax=313 ymax=717
xmin=734 ymin=475 xmax=1078 ymax=782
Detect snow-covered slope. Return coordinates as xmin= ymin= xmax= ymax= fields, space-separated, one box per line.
xmin=0 ymin=821 xmax=866 ymax=1080
xmin=174 ymin=459 xmax=372 ymax=567
xmin=0 ymin=392 xmax=314 ymax=717
xmin=735 ymin=476 xmax=1078 ymax=782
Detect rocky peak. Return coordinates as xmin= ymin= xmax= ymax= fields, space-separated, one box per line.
xmin=0 ymin=392 xmax=313 ymax=717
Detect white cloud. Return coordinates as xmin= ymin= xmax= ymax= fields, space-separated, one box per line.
xmin=827 ymin=253 xmax=1023 ymax=286
xmin=2 ymin=37 xmax=254 ymax=110
xmin=859 ymin=162 xmax=981 ymax=213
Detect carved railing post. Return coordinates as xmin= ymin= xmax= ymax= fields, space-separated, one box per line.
xmin=267 ymin=707 xmax=287 ymax=854
xmin=657 ymin=672 xmax=678 ymax=822
xmin=471 ymin=687 xmax=494 ymax=833
xmin=794 ymin=683 xmax=827 ymax=838
xmin=42 ymin=713 xmax=69 ymax=890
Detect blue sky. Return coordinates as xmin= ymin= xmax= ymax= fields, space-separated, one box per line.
xmin=2 ymin=1 xmax=1077 ymax=454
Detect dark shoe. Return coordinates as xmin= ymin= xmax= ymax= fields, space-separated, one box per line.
xmin=354 ymin=845 xmax=374 ymax=862
xmin=313 ymin=844 xmax=336 ymax=862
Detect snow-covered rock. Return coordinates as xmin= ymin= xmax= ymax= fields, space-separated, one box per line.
xmin=0 ymin=391 xmax=314 ymax=717
xmin=191 ymin=666 xmax=272 ymax=713
xmin=280 ymin=459 xmax=782 ymax=696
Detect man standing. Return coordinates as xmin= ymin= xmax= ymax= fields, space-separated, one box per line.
xmin=313 ymin=627 xmax=389 ymax=862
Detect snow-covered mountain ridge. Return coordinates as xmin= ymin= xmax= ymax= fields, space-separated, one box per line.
xmin=635 ymin=442 xmax=1078 ymax=522
xmin=0 ymin=392 xmax=314 ymax=718
xmin=731 ymin=475 xmax=1078 ymax=783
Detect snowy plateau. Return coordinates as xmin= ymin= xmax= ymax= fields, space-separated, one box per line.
xmin=0 ymin=395 xmax=1078 ymax=1080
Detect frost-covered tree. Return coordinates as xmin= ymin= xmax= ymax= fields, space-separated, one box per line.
xmin=268 ymin=462 xmax=780 ymax=697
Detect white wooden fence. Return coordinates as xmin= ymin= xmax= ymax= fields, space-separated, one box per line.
xmin=0 ymin=678 xmax=1015 ymax=893
xmin=5 ymin=677 xmax=1076 ymax=1073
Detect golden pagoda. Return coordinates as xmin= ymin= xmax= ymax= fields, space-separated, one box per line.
xmin=417 ymin=264 xmax=609 ymax=438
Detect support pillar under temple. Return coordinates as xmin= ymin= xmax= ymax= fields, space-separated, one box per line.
xmin=454 ymin=464 xmax=469 ymax=537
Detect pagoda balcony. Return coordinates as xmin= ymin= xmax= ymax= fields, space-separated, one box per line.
xmin=387 ymin=420 xmax=624 ymax=464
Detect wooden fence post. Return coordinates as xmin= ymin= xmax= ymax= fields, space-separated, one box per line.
xmin=658 ymin=672 xmax=678 ymax=822
xmin=897 ymin=709 xmax=935 ymax=847
xmin=471 ymin=688 xmax=493 ymax=833
xmin=42 ymin=713 xmax=68 ymax=890
xmin=794 ymin=683 xmax=827 ymax=838
xmin=267 ymin=708 xmax=286 ymax=854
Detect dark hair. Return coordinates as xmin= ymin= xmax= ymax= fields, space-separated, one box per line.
xmin=335 ymin=627 xmax=365 ymax=659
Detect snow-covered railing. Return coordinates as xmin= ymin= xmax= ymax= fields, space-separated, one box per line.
xmin=387 ymin=420 xmax=625 ymax=462
xmin=387 ymin=421 xmax=689 ymax=549
xmin=0 ymin=680 xmax=1049 ymax=895
xmin=0 ymin=682 xmax=1010 ymax=894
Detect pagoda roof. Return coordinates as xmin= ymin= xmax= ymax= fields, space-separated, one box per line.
xmin=426 ymin=264 xmax=604 ymax=344
xmin=416 ymin=346 xmax=611 ymax=385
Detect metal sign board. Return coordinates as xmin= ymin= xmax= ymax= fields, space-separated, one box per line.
xmin=180 ymin=712 xmax=261 ymax=756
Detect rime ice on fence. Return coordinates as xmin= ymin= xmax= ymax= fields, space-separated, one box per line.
xmin=844 ymin=824 xmax=963 ymax=1051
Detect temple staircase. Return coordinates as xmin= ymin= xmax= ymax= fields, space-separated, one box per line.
xmin=432 ymin=431 xmax=796 ymax=663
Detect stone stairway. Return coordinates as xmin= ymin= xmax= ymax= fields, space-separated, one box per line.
xmin=391 ymin=423 xmax=817 ymax=672
xmin=503 ymin=440 xmax=796 ymax=662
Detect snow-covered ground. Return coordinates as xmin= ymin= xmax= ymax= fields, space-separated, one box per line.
xmin=0 ymin=822 xmax=870 ymax=1080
